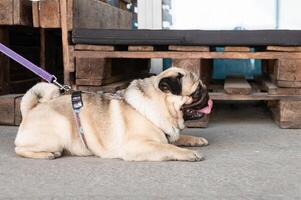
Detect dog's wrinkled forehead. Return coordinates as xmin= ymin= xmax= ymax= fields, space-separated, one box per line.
xmin=157 ymin=67 xmax=202 ymax=96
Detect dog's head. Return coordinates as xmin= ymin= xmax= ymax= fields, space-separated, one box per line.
xmin=124 ymin=67 xmax=212 ymax=141
xmin=156 ymin=67 xmax=212 ymax=121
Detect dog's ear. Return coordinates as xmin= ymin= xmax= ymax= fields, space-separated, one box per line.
xmin=159 ymin=73 xmax=183 ymax=95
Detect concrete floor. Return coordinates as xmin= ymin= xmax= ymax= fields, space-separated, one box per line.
xmin=0 ymin=102 xmax=301 ymax=200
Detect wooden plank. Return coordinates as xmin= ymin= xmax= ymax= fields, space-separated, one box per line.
xmin=75 ymin=44 xmax=115 ymax=51
xmin=60 ymin=0 xmax=71 ymax=85
xmin=270 ymin=100 xmax=301 ymax=128
xmin=39 ymin=0 xmax=61 ymax=28
xmin=209 ymin=92 xmax=301 ymax=101
xmin=172 ymin=59 xmax=200 ymax=77
xmin=14 ymin=95 xmax=22 ymax=125
xmin=267 ymin=46 xmax=301 ymax=52
xmin=262 ymin=79 xmax=301 ymax=95
xmin=73 ymin=0 xmax=132 ymax=29
xmin=32 ymin=1 xmax=40 ymax=27
xmin=74 ymin=51 xmax=301 ymax=60
xmin=224 ymin=46 xmax=251 ymax=52
xmin=75 ymin=57 xmax=109 ymax=83
xmin=276 ymin=80 xmax=301 ymax=88
xmin=76 ymin=78 xmax=103 ymax=86
xmin=185 ymin=115 xmax=209 ymax=128
xmin=260 ymin=78 xmax=277 ymax=94
xmin=172 ymin=58 xmax=212 ymax=85
xmin=0 ymin=94 xmax=20 ymax=125
xmin=13 ymin=0 xmax=32 ymax=26
xmin=67 ymin=0 xmax=73 ymax=30
xmin=128 ymin=46 xmax=154 ymax=51
xmin=224 ymin=76 xmax=252 ymax=95
xmin=275 ymin=59 xmax=301 ymax=83
xmin=169 ymin=45 xmax=209 ymax=52
xmin=0 ymin=0 xmax=13 ymax=24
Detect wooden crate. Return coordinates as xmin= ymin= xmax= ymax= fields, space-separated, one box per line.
xmin=264 ymin=46 xmax=301 ymax=88
xmin=0 ymin=94 xmax=22 ymax=125
xmin=32 ymin=0 xmax=132 ymax=29
xmin=269 ymin=100 xmax=301 ymax=128
xmin=75 ymin=57 xmax=150 ymax=86
xmin=0 ymin=0 xmax=32 ymax=26
xmin=264 ymin=59 xmax=301 ymax=88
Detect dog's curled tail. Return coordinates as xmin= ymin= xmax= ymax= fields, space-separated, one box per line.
xmin=21 ymin=82 xmax=61 ymax=117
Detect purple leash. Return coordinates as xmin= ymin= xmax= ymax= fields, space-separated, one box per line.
xmin=0 ymin=42 xmax=70 ymax=91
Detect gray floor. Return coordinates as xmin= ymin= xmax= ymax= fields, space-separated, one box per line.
xmin=0 ymin=102 xmax=301 ymax=200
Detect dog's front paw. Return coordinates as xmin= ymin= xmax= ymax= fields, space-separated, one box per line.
xmin=191 ymin=137 xmax=209 ymax=147
xmin=186 ymin=150 xmax=205 ymax=162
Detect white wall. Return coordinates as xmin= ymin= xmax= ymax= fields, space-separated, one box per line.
xmin=279 ymin=0 xmax=301 ymax=29
xmin=170 ymin=0 xmax=301 ymax=30
xmin=138 ymin=0 xmax=163 ymax=74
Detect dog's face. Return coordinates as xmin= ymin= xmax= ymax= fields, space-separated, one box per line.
xmin=157 ymin=67 xmax=212 ymax=121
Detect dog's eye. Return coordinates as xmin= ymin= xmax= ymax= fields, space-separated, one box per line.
xmin=190 ymin=84 xmax=204 ymax=98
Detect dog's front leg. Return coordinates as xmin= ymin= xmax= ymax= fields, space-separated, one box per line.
xmin=173 ymin=135 xmax=208 ymax=147
xmin=123 ymin=141 xmax=204 ymax=162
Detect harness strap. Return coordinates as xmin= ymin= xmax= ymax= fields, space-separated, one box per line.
xmin=71 ymin=91 xmax=88 ymax=149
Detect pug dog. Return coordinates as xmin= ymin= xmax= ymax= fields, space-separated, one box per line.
xmin=15 ymin=67 xmax=213 ymax=161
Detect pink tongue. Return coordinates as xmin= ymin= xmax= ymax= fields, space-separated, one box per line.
xmin=198 ymin=99 xmax=213 ymax=114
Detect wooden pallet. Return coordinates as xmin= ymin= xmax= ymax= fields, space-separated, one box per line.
xmin=0 ymin=94 xmax=22 ymax=125
xmin=32 ymin=0 xmax=132 ymax=30
xmin=0 ymin=0 xmax=32 ymax=26
xmin=72 ymin=44 xmax=301 ymax=128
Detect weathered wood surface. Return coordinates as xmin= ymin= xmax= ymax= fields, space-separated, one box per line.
xmin=261 ymin=78 xmax=301 ymax=95
xmin=270 ymin=100 xmax=301 ymax=128
xmin=75 ymin=57 xmax=112 ymax=86
xmin=265 ymin=59 xmax=301 ymax=88
xmin=209 ymin=92 xmax=301 ymax=101
xmin=32 ymin=0 xmax=73 ymax=29
xmin=185 ymin=115 xmax=209 ymax=128
xmin=172 ymin=59 xmax=212 ymax=85
xmin=267 ymin=46 xmax=301 ymax=52
xmin=128 ymin=46 xmax=154 ymax=51
xmin=224 ymin=76 xmax=252 ymax=95
xmin=0 ymin=0 xmax=32 ymax=25
xmin=73 ymin=0 xmax=132 ymax=29
xmin=39 ymin=0 xmax=61 ymax=28
xmin=169 ymin=45 xmax=209 ymax=52
xmin=75 ymin=44 xmax=115 ymax=51
xmin=275 ymin=59 xmax=301 ymax=87
xmin=14 ymin=95 xmax=22 ymax=125
xmin=60 ymin=0 xmax=74 ymax=85
xmin=74 ymin=51 xmax=301 ymax=59
xmin=0 ymin=94 xmax=23 ymax=125
xmin=224 ymin=46 xmax=251 ymax=52
xmin=275 ymin=80 xmax=301 ymax=88
xmin=31 ymin=1 xmax=39 ymax=27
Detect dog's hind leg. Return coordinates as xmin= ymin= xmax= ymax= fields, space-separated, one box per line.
xmin=173 ymin=135 xmax=208 ymax=147
xmin=15 ymin=147 xmax=62 ymax=159
xmin=123 ymin=141 xmax=204 ymax=162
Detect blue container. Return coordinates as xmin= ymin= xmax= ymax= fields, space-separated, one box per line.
xmin=212 ymin=47 xmax=262 ymax=79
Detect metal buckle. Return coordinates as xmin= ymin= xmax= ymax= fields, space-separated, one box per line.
xmin=52 ymin=76 xmax=71 ymax=92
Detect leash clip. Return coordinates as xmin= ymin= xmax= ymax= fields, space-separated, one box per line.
xmin=52 ymin=76 xmax=71 ymax=92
